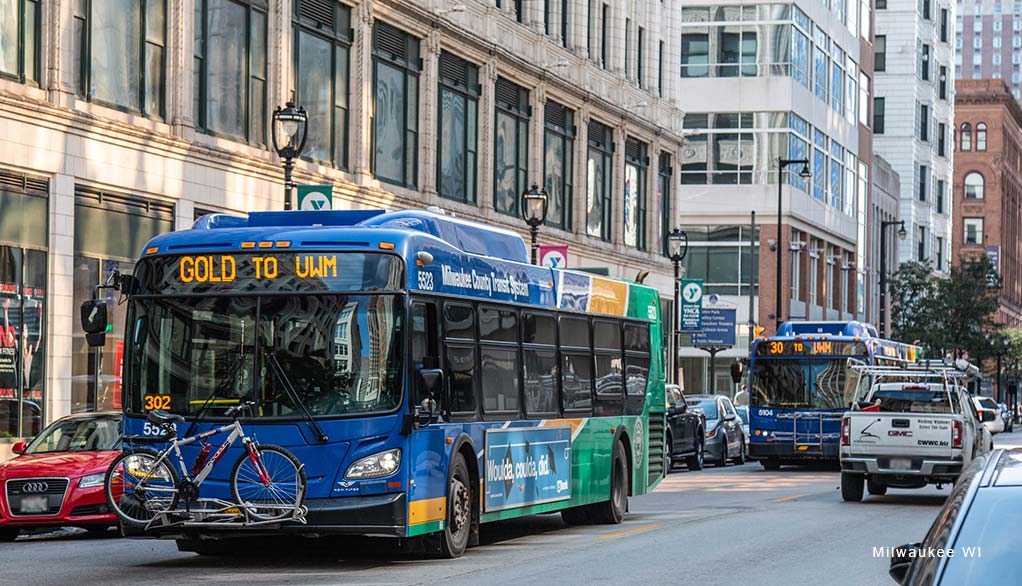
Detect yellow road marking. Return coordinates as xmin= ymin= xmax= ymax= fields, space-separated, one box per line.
xmin=599 ymin=524 xmax=659 ymax=539
xmin=770 ymin=492 xmax=812 ymax=503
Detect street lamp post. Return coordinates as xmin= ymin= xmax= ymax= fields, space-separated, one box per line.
xmin=668 ymin=228 xmax=690 ymax=385
xmin=775 ymin=158 xmax=811 ymax=331
xmin=521 ymin=184 xmax=549 ymax=264
xmin=878 ymin=220 xmax=908 ymax=337
xmin=271 ymin=99 xmax=309 ymax=211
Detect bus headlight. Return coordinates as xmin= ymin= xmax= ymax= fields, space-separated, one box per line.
xmin=345 ymin=449 xmax=402 ymax=479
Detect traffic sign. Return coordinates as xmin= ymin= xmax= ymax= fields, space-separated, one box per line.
xmin=692 ymin=307 xmax=737 ymax=347
xmin=539 ymin=244 xmax=568 ymax=268
xmin=680 ymin=279 xmax=703 ymax=332
xmin=296 ymin=184 xmax=333 ymax=211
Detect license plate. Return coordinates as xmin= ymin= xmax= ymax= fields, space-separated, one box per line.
xmin=889 ymin=458 xmax=912 ymax=470
xmin=19 ymin=495 xmax=48 ymax=513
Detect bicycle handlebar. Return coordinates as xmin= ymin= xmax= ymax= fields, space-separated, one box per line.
xmin=225 ymin=401 xmax=257 ymax=419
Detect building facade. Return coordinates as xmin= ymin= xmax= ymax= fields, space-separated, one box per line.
xmin=870 ymin=154 xmax=901 ymax=333
xmin=952 ymin=79 xmax=1022 ymax=330
xmin=675 ymin=0 xmax=877 ymax=394
xmin=955 ymin=0 xmax=1022 ymax=100
xmin=0 ymin=0 xmax=687 ymax=448
xmin=873 ymin=0 xmax=955 ymax=277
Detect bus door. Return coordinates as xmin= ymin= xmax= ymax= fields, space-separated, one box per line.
xmin=408 ymin=300 xmax=447 ymax=501
xmin=793 ymin=362 xmax=826 ymax=454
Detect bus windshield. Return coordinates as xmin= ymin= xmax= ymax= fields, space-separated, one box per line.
xmin=749 ymin=357 xmax=858 ymax=410
xmin=124 ymin=293 xmax=405 ymax=419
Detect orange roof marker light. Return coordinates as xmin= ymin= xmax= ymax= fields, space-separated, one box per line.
xmin=241 ymin=242 xmax=256 ymax=249
xmin=145 ymin=247 xmax=159 ymax=255
xmin=276 ymin=241 xmax=291 ymax=248
xmin=379 ymin=242 xmax=395 ymax=250
xmin=258 ymin=241 xmax=273 ymax=248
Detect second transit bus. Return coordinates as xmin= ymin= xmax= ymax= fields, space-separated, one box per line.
xmin=92 ymin=208 xmax=667 ymax=556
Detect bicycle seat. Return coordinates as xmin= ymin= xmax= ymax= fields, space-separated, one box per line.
xmin=147 ymin=409 xmax=185 ymax=425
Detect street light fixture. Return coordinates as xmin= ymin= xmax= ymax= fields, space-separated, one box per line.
xmin=878 ymin=219 xmax=907 ymax=337
xmin=668 ymin=228 xmax=690 ymax=385
xmin=271 ymin=98 xmax=309 ymax=211
xmin=775 ymin=158 xmax=811 ymax=331
xmin=521 ymin=184 xmax=549 ymax=265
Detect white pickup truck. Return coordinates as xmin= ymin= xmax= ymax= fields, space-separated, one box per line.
xmin=839 ymin=363 xmax=994 ymax=502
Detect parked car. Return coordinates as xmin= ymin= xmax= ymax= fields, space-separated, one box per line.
xmin=686 ymin=394 xmax=745 ymax=467
xmin=735 ymin=405 xmax=750 ymax=446
xmin=998 ymin=402 xmax=1013 ymax=433
xmin=665 ymin=385 xmax=706 ymax=471
xmin=0 ymin=411 xmax=121 ymax=541
xmin=890 ymin=449 xmax=1020 ymax=584
xmin=973 ymin=396 xmax=1004 ymax=435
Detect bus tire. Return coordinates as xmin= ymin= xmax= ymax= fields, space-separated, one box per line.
xmin=560 ymin=505 xmax=593 ymax=525
xmin=589 ymin=441 xmax=628 ymax=525
xmin=762 ymin=458 xmax=781 ymax=471
xmin=841 ymin=473 xmax=864 ymax=502
xmin=687 ymin=439 xmax=704 ymax=470
xmin=440 ymin=452 xmax=472 ymax=558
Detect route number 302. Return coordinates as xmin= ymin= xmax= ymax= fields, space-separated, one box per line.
xmin=143 ymin=394 xmax=172 ymax=411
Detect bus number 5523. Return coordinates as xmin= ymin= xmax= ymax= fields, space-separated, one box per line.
xmin=417 ymin=271 xmax=435 ymax=291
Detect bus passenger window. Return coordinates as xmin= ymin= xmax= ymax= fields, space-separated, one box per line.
xmin=593 ymin=320 xmax=623 ymax=417
xmin=444 ymin=303 xmax=475 ymax=340
xmin=446 ymin=346 xmax=477 ymax=415
xmin=624 ymin=323 xmax=651 ymax=415
xmin=411 ymin=302 xmax=438 ymax=370
xmin=560 ymin=317 xmax=592 ymax=414
xmin=481 ymin=347 xmax=520 ymax=415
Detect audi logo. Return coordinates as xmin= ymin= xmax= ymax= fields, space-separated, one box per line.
xmin=20 ymin=482 xmax=49 ymax=494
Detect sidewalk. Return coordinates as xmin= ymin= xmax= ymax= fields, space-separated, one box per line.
xmin=993 ymin=428 xmax=1022 ymax=450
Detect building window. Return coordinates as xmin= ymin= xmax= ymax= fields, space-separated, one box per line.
xmin=964 ymin=218 xmax=984 ymax=244
xmin=601 ymin=3 xmax=609 ymax=68
xmin=437 ymin=51 xmax=480 ymax=203
xmin=292 ymin=0 xmax=352 ymax=167
xmin=938 ymin=122 xmax=946 ymax=156
xmin=658 ymin=40 xmax=664 ymax=96
xmin=0 ymin=0 xmax=39 ymax=84
xmin=941 ymin=8 xmax=948 ymax=41
xmin=935 ymin=236 xmax=944 ymax=270
xmin=859 ymin=71 xmax=870 ymax=127
xmin=637 ymin=26 xmax=645 ymax=87
xmin=587 ymin=119 xmax=613 ymax=241
xmin=876 ymin=0 xmax=886 ymax=7
xmin=543 ymin=100 xmax=574 ymax=230
xmin=917 ymin=226 xmax=926 ymax=261
xmin=917 ymin=165 xmax=927 ymax=201
xmin=494 ymin=78 xmax=530 ymax=217
xmin=921 ymin=44 xmax=930 ymax=80
xmin=919 ymin=104 xmax=929 ymax=141
xmin=74 ymin=0 xmax=167 ymax=118
xmin=193 ymin=0 xmax=268 ymax=145
xmin=923 ymin=0 xmax=931 ymax=19
xmin=659 ymin=152 xmax=673 ymax=257
xmin=875 ymin=35 xmax=886 ymax=71
xmin=873 ymin=97 xmax=885 ymax=133
xmin=679 ymin=225 xmax=760 ymax=296
xmin=680 ymin=33 xmax=709 ymax=78
xmin=937 ymin=179 xmax=945 ymax=213
xmin=964 ymin=172 xmax=985 ymax=198
xmin=813 ymin=129 xmax=827 ymax=201
xmin=976 ymin=123 xmax=988 ymax=150
xmin=815 ymin=30 xmax=830 ymax=102
xmin=372 ymin=22 xmax=421 ymax=188
xmin=561 ymin=0 xmax=569 ymax=47
xmin=624 ymin=138 xmax=648 ymax=251
xmin=939 ymin=65 xmax=947 ymax=99
xmin=961 ymin=123 xmax=972 ymax=150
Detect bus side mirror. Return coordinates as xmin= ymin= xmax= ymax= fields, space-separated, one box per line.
xmin=417 ymin=369 xmax=444 ymax=425
xmin=80 ymin=300 xmax=108 ymax=348
xmin=730 ymin=363 xmax=743 ymax=385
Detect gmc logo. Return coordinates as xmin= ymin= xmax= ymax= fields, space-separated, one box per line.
xmin=888 ymin=430 xmax=913 ymax=437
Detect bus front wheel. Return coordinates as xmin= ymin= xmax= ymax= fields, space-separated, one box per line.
xmin=440 ymin=453 xmax=472 ymax=558
xmin=590 ymin=441 xmax=628 ymax=524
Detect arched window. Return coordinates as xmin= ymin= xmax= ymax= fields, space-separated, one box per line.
xmin=976 ymin=123 xmax=988 ymax=151
xmin=964 ymin=171 xmax=985 ymax=199
xmin=961 ymin=123 xmax=973 ymax=151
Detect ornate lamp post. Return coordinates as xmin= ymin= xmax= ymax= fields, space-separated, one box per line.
xmin=775 ymin=158 xmax=811 ymax=330
xmin=271 ymin=99 xmax=309 ymax=211
xmin=879 ymin=220 xmax=908 ymax=337
xmin=668 ymin=228 xmax=690 ymax=385
xmin=521 ymin=184 xmax=549 ymax=265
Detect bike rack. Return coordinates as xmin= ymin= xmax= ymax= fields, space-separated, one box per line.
xmin=145 ymin=498 xmax=308 ymax=531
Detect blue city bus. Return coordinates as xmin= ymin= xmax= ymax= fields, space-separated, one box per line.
xmin=743 ymin=321 xmax=921 ymax=469
xmin=96 ymin=208 xmax=666 ymax=556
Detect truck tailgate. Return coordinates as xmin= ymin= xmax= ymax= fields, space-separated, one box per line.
xmin=846 ymin=413 xmax=957 ymax=458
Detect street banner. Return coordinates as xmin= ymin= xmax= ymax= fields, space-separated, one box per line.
xmin=538 ymin=244 xmax=568 ymax=269
xmin=296 ymin=184 xmax=333 ymax=211
xmin=692 ymin=307 xmax=737 ymax=347
xmin=680 ymin=279 xmax=703 ymax=332
xmin=483 ymin=426 xmax=571 ymax=512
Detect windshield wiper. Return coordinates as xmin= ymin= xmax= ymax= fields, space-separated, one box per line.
xmin=263 ymin=352 xmax=329 ymax=443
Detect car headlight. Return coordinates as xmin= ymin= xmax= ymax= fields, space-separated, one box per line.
xmin=345 ymin=449 xmax=401 ymax=479
xmin=79 ymin=473 xmax=105 ymax=489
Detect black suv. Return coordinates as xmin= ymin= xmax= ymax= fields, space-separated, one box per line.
xmin=665 ymin=385 xmax=707 ymax=471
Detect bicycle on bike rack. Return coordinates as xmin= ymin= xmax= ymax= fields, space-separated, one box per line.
xmin=104 ymin=401 xmax=307 ymax=529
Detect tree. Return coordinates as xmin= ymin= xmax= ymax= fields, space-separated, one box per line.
xmin=888 ymin=256 xmax=1001 ymax=359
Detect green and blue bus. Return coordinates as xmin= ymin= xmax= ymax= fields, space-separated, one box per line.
xmin=93 ymin=208 xmax=666 ymax=556
xmin=743 ymin=321 xmax=922 ymax=469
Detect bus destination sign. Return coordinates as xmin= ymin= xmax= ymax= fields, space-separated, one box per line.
xmin=755 ymin=340 xmax=867 ymax=357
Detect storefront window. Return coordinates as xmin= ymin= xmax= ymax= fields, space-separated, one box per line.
xmin=0 ymin=171 xmax=48 ymax=438
xmin=71 ymin=187 xmax=173 ymax=413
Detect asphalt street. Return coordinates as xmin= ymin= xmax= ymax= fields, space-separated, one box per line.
xmin=5 ymin=430 xmax=1020 ymax=586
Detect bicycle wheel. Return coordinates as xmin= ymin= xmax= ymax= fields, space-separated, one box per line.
xmin=230 ymin=444 xmax=305 ymax=522
xmin=105 ymin=448 xmax=180 ymax=527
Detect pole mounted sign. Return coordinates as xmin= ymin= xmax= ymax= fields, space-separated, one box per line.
xmin=680 ymin=279 xmax=703 ymax=332
xmin=538 ymin=244 xmax=568 ymax=269
xmin=296 ymin=184 xmax=333 ymax=211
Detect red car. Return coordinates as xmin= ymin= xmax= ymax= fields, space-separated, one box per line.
xmin=0 ymin=411 xmax=121 ymax=541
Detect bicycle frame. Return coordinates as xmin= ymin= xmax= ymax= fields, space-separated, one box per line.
xmin=151 ymin=420 xmax=251 ymax=488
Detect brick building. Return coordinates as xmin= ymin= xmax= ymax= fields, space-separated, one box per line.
xmin=953 ymin=79 xmax=1022 ymax=332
